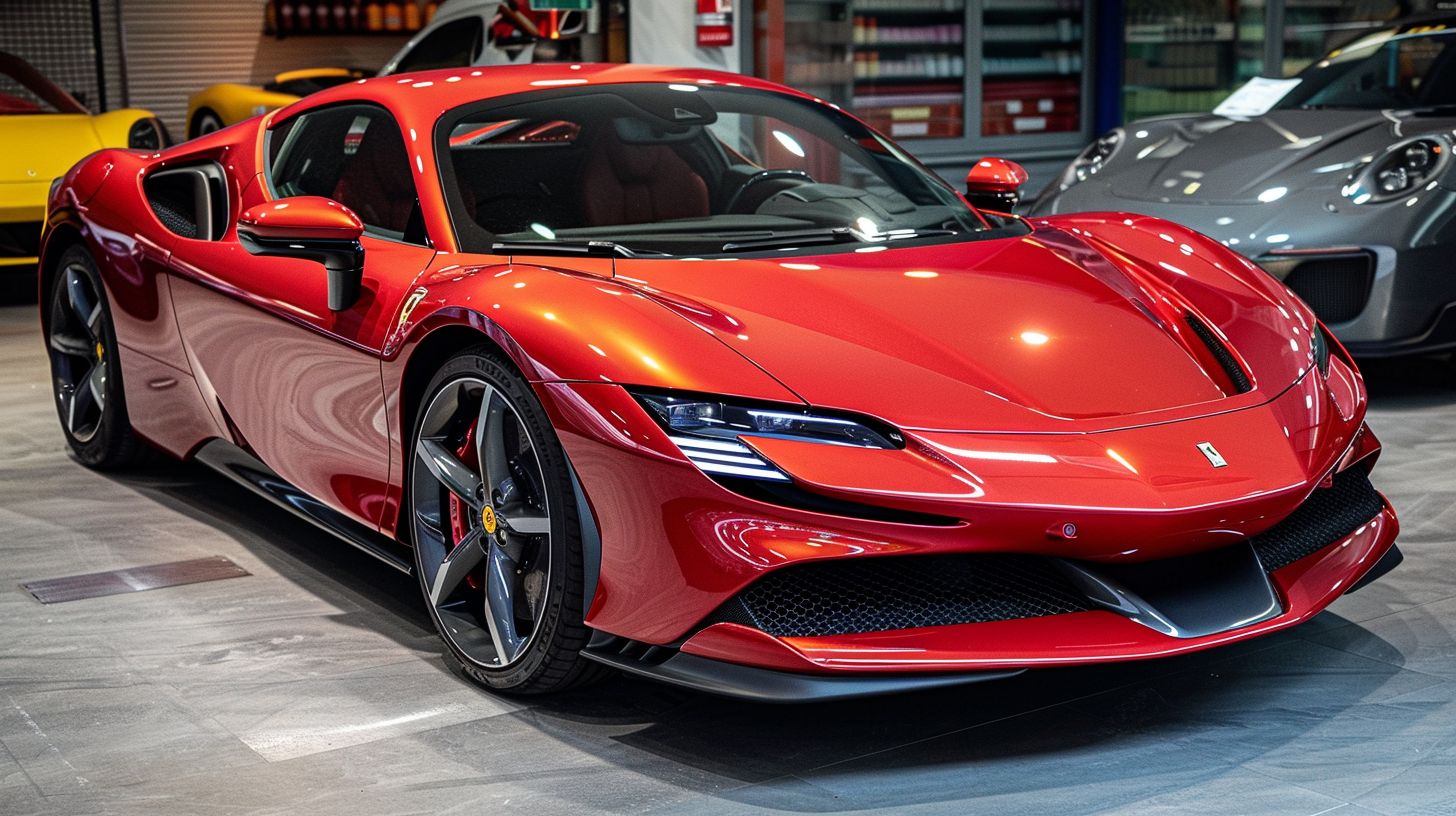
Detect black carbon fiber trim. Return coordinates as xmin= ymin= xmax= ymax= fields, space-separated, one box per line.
xmin=1251 ymin=467 xmax=1384 ymax=573
xmin=714 ymin=554 xmax=1093 ymax=638
xmin=1186 ymin=314 xmax=1253 ymax=394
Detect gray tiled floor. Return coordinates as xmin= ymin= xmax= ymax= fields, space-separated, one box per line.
xmin=2 ymin=301 xmax=1456 ymax=815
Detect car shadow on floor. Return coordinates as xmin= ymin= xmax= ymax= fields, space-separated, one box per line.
xmin=1360 ymin=352 xmax=1456 ymax=408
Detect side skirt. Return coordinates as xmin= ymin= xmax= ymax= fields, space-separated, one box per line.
xmin=193 ymin=439 xmax=413 ymax=574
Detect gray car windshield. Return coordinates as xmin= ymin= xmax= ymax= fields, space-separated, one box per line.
xmin=437 ymin=83 xmax=1023 ymax=257
xmin=1277 ymin=28 xmax=1456 ymax=111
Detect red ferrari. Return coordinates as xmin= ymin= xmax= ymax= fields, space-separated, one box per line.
xmin=39 ymin=64 xmax=1401 ymax=701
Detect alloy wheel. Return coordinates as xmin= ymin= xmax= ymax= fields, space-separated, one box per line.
xmin=411 ymin=376 xmax=553 ymax=669
xmin=48 ymin=262 xmax=109 ymax=444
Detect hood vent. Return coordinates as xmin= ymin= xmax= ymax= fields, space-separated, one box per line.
xmin=1185 ymin=314 xmax=1252 ymax=394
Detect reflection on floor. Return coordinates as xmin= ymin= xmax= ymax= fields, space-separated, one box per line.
xmin=2 ymin=302 xmax=1456 ymax=815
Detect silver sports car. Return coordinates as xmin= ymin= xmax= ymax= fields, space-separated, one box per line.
xmin=1032 ymin=17 xmax=1456 ymax=357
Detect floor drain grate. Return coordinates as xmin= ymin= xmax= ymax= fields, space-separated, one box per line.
xmin=21 ymin=555 xmax=251 ymax=604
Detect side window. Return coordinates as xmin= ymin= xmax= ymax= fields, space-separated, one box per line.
xmin=268 ymin=104 xmax=427 ymax=245
xmin=394 ymin=17 xmax=483 ymax=73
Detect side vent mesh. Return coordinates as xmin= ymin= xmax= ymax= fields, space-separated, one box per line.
xmin=1186 ymin=314 xmax=1252 ymax=394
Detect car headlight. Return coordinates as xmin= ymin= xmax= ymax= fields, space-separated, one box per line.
xmin=127 ymin=117 xmax=164 ymax=150
xmin=630 ymin=390 xmax=903 ymax=482
xmin=1057 ymin=129 xmax=1123 ymax=189
xmin=1342 ymin=137 xmax=1446 ymax=204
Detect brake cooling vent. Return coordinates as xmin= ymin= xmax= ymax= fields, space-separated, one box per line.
xmin=712 ymin=554 xmax=1092 ymax=638
xmin=1251 ymin=466 xmax=1384 ymax=572
xmin=1282 ymin=254 xmax=1375 ymax=325
xmin=1185 ymin=314 xmax=1252 ymax=394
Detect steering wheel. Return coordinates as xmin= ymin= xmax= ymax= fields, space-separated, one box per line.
xmin=724 ymin=169 xmax=814 ymax=214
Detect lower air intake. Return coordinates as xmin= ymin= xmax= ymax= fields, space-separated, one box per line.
xmin=713 ymin=554 xmax=1092 ymax=638
xmin=1251 ymin=466 xmax=1384 ymax=572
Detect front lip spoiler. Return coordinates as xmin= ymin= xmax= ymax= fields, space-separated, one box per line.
xmin=581 ymin=646 xmax=1022 ymax=703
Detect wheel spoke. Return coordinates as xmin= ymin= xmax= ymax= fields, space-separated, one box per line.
xmin=65 ymin=267 xmax=99 ymax=341
xmin=49 ymin=332 xmax=92 ymax=358
xmin=87 ymin=363 xmax=106 ymax=414
xmin=428 ymin=529 xmax=485 ymax=606
xmin=483 ymin=541 xmax=525 ymax=663
xmin=416 ymin=438 xmax=483 ymax=508
xmin=67 ymin=371 xmax=95 ymax=434
xmin=475 ymin=385 xmax=512 ymax=498
xmin=501 ymin=506 xmax=550 ymax=536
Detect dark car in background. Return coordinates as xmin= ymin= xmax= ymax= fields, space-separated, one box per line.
xmin=1033 ymin=18 xmax=1456 ymax=357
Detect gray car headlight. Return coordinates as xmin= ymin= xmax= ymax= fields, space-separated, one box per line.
xmin=1342 ymin=136 xmax=1447 ymax=204
xmin=1055 ymin=129 xmax=1123 ymax=190
xmin=630 ymin=390 xmax=903 ymax=482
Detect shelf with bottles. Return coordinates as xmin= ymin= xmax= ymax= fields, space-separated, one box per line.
xmin=851 ymin=18 xmax=962 ymax=46
xmin=851 ymin=0 xmax=964 ymax=14
xmin=265 ymin=1 xmax=442 ymax=37
xmin=982 ymin=53 xmax=1082 ymax=77
xmin=1125 ymin=21 xmax=1235 ymax=44
xmin=984 ymin=21 xmax=1082 ymax=44
xmin=853 ymin=88 xmax=963 ymax=139
xmin=853 ymin=52 xmax=965 ymax=82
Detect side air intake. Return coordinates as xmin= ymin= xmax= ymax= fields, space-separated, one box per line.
xmin=1185 ymin=314 xmax=1252 ymax=394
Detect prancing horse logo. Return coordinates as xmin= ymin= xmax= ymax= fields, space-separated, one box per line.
xmin=1197 ymin=442 xmax=1228 ymax=468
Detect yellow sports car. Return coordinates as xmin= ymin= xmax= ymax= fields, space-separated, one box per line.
xmin=0 ymin=51 xmax=164 ymax=270
xmin=185 ymin=67 xmax=370 ymax=138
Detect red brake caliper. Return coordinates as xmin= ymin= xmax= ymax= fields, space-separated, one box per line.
xmin=448 ymin=423 xmax=483 ymax=591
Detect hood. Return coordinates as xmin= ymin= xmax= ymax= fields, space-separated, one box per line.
xmin=615 ymin=227 xmax=1285 ymax=433
xmin=1108 ymin=109 xmax=1456 ymax=204
xmin=0 ymin=114 xmax=103 ymax=185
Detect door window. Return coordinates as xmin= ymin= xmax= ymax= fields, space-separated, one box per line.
xmin=268 ymin=104 xmax=428 ymax=245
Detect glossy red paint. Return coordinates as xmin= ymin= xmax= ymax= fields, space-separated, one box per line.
xmin=237 ymin=196 xmax=364 ymax=241
xmin=38 ymin=64 xmax=1401 ymax=689
xmin=965 ymin=156 xmax=1029 ymax=196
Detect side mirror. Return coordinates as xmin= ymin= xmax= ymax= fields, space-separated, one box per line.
xmin=965 ymin=157 xmax=1029 ymax=213
xmin=237 ymin=196 xmax=365 ymax=311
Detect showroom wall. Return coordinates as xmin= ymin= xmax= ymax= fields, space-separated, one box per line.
xmin=116 ymin=1 xmax=410 ymax=134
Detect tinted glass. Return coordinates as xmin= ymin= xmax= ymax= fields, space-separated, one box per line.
xmin=438 ymin=84 xmax=1020 ymax=257
xmin=394 ymin=17 xmax=483 ymax=73
xmin=1279 ymin=30 xmax=1456 ymax=110
xmin=268 ymin=104 xmax=426 ymax=244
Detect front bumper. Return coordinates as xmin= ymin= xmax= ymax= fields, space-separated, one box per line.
xmin=541 ymin=359 xmax=1396 ymax=700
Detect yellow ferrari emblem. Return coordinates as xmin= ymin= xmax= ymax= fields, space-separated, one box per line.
xmin=95 ymin=342 xmax=104 ymax=359
xmin=481 ymin=505 xmax=498 ymax=535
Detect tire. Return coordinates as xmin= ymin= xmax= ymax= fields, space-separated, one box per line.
xmin=407 ymin=345 xmax=606 ymax=694
xmin=44 ymin=245 xmax=148 ymax=469
xmin=190 ymin=108 xmax=224 ymax=139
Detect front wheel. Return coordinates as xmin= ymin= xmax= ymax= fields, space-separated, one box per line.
xmin=408 ymin=347 xmax=604 ymax=694
xmin=44 ymin=246 xmax=147 ymax=468
xmin=190 ymin=108 xmax=224 ymax=139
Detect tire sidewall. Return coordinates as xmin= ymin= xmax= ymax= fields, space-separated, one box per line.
xmin=409 ymin=348 xmax=585 ymax=693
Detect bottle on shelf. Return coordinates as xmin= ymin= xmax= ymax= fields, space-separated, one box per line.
xmin=404 ymin=0 xmax=421 ymax=31
xmin=424 ymin=1 xmax=439 ymax=23
xmin=384 ymin=1 xmax=404 ymax=31
xmin=366 ymin=0 xmax=384 ymax=31
xmin=279 ymin=0 xmax=296 ymax=34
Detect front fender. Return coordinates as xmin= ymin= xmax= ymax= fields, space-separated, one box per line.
xmin=1046 ymin=211 xmax=1322 ymax=395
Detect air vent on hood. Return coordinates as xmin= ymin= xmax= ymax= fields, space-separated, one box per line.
xmin=1185 ymin=314 xmax=1252 ymax=395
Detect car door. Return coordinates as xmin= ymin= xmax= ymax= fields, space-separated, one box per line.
xmin=167 ymin=103 xmax=435 ymax=530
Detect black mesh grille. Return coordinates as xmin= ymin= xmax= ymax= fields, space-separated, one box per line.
xmin=1252 ymin=467 xmax=1384 ymax=572
xmin=1282 ymin=255 xmax=1375 ymax=324
xmin=715 ymin=554 xmax=1092 ymax=638
xmin=1186 ymin=314 xmax=1253 ymax=393
xmin=0 ymin=221 xmax=43 ymax=258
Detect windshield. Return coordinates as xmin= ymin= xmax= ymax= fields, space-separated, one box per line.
xmin=437 ymin=84 xmax=1021 ymax=257
xmin=1276 ymin=28 xmax=1456 ymax=111
xmin=0 ymin=52 xmax=86 ymax=115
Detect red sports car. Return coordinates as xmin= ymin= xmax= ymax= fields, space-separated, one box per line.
xmin=39 ymin=64 xmax=1401 ymax=701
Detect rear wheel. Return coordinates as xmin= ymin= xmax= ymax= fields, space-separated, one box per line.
xmin=190 ymin=108 xmax=224 ymax=139
xmin=408 ymin=347 xmax=604 ymax=694
xmin=44 ymin=246 xmax=146 ymax=468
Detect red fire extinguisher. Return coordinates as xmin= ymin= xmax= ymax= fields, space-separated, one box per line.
xmin=695 ymin=0 xmax=733 ymax=47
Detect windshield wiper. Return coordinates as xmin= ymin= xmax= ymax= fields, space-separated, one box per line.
xmin=490 ymin=240 xmax=662 ymax=258
xmin=720 ymin=227 xmax=960 ymax=252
